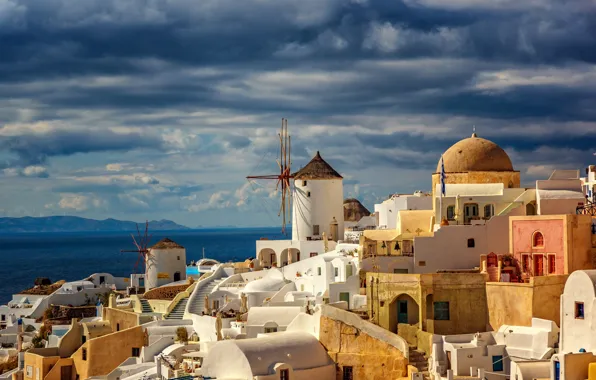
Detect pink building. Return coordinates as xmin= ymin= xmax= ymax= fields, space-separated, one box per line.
xmin=510 ymin=214 xmax=594 ymax=279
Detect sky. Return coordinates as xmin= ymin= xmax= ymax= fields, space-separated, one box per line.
xmin=0 ymin=0 xmax=595 ymax=228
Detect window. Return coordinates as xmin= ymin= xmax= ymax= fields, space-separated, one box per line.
xmin=300 ymin=284 xmax=305 ymax=291
xmin=264 ymin=327 xmax=278 ymax=333
xmin=434 ymin=302 xmax=450 ymax=320
xmin=302 ymin=180 xmax=307 ymax=186
xmin=418 ymin=261 xmax=426 ymax=267
xmin=548 ymin=254 xmax=556 ymax=274
xmin=177 ymin=256 xmax=180 ymax=261
xmin=116 ymin=323 xmax=120 ymax=332
xmin=533 ymin=232 xmax=544 ymax=248
xmin=99 ymin=276 xmax=105 ymax=284
xmin=575 ymin=302 xmax=585 ymax=319
xmin=522 ymin=254 xmax=531 ymax=273
xmin=26 ymin=366 xmax=33 ymax=378
xmin=394 ymin=269 xmax=409 ymax=274
xmin=334 ymin=267 xmax=339 ymax=277
xmin=484 ymin=204 xmax=494 ymax=219
xmin=446 ymin=205 xmax=455 ymax=220
xmin=402 ymin=240 xmax=413 ymax=254
xmin=310 ymin=252 xmax=318 ymax=258
xmin=82 ymin=335 xmax=86 ymax=344
xmin=1 ymin=314 xmax=4 ymax=321
xmin=35 ymin=367 xmax=40 ymax=380
xmin=467 ymin=238 xmax=475 ymax=248
xmin=317 ymin=267 xmax=322 ymax=276
xmin=343 ymin=366 xmax=353 ymax=380
xmin=307 ymin=191 xmax=311 ymax=197
xmin=280 ymin=368 xmax=290 ymax=380
xmin=132 ymin=347 xmax=140 ymax=357
xmin=492 ymin=355 xmax=504 ymax=372
xmin=82 ymin=348 xmax=87 ymax=361
xmin=313 ymin=225 xmax=320 ymax=235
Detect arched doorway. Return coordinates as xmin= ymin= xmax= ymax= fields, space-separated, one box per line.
xmin=258 ymin=248 xmax=277 ymax=268
xmin=174 ymin=272 xmax=181 ymax=282
xmin=526 ymin=202 xmax=537 ymax=216
xmin=389 ymin=294 xmax=419 ymax=333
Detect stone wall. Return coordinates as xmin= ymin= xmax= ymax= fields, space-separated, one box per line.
xmin=397 ymin=324 xmax=433 ymax=357
xmin=486 ymin=274 xmax=567 ymax=330
xmin=319 ymin=306 xmax=408 ymax=380
xmin=143 ymin=284 xmax=190 ymax=300
xmin=49 ymin=305 xmax=96 ymax=320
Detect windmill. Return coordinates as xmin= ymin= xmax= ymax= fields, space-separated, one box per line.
xmin=246 ymin=118 xmax=293 ymax=234
xmin=121 ymin=221 xmax=152 ymax=276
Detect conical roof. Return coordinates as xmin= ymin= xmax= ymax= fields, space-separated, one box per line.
xmin=151 ymin=238 xmax=184 ymax=250
xmin=293 ymin=151 xmax=343 ymax=180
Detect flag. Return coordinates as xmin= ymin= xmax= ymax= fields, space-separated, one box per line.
xmin=440 ymin=155 xmax=447 ymax=196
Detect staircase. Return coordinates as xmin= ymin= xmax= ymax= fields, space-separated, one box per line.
xmin=409 ymin=347 xmax=430 ymax=380
xmin=187 ymin=278 xmax=224 ymax=315
xmin=164 ymin=298 xmax=188 ymax=320
xmin=139 ymin=299 xmax=152 ymax=313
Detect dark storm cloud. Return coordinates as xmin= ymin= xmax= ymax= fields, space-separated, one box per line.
xmin=0 ymin=129 xmax=163 ymax=167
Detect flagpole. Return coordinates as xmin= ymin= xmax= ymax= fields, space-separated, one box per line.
xmin=439 ymin=156 xmax=443 ymax=225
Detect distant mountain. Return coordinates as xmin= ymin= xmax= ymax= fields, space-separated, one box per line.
xmin=0 ymin=216 xmax=190 ymax=233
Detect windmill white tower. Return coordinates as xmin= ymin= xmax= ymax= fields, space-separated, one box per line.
xmin=292 ymin=151 xmax=344 ymax=242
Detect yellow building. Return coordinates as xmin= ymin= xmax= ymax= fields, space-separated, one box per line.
xmin=71 ymin=326 xmax=146 ymax=379
xmin=431 ymin=133 xmax=521 ymax=218
xmin=367 ymin=272 xmax=488 ymax=336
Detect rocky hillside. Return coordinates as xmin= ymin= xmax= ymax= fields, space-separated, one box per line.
xmin=0 ymin=216 xmax=189 ymax=233
xmin=343 ymin=198 xmax=371 ymax=222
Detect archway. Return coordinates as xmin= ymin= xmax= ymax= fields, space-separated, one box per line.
xmin=526 ymin=202 xmax=537 ymax=216
xmin=258 ymin=248 xmax=277 ymax=269
xmin=389 ymin=294 xmax=419 ymax=333
xmin=280 ymin=248 xmax=301 ymax=266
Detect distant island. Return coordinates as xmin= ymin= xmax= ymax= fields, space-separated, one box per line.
xmin=0 ymin=216 xmax=190 ymax=233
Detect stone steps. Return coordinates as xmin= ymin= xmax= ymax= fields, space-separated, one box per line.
xmin=164 ymin=298 xmax=189 ymax=320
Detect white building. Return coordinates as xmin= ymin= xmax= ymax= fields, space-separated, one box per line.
xmin=146 ymin=238 xmax=187 ymax=290
xmin=201 ymin=331 xmax=335 ymax=380
xmin=245 ymin=306 xmax=302 ymax=338
xmin=430 ymin=319 xmax=559 ymax=380
xmin=374 ymin=191 xmax=432 ymax=230
xmin=256 ymin=151 xmax=344 ymax=269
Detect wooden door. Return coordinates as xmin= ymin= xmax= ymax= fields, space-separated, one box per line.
xmin=534 ymin=255 xmax=544 ymax=276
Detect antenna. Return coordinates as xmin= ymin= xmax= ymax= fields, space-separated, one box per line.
xmin=120 ymin=221 xmax=151 ymax=277
xmin=246 ymin=118 xmax=293 ymax=235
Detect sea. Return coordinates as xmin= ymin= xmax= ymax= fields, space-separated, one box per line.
xmin=0 ymin=227 xmax=287 ymax=304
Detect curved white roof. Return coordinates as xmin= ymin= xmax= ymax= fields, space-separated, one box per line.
xmin=243 ymin=269 xmax=286 ymax=293
xmin=564 ymin=270 xmax=596 ymax=297
xmin=203 ymin=332 xmax=332 ymax=377
xmin=247 ymin=306 xmax=301 ymax=327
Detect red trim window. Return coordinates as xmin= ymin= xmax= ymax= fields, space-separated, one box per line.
xmin=522 ymin=254 xmax=531 ymax=273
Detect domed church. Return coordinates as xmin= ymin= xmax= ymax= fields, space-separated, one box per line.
xmin=431 ymin=132 xmax=520 ymax=200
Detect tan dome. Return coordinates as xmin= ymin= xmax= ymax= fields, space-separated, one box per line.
xmin=437 ymin=133 xmax=514 ymax=173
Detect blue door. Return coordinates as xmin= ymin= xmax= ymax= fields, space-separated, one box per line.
xmin=398 ymin=300 xmax=408 ymax=323
xmin=554 ymin=361 xmax=560 ymax=380
xmin=492 ymin=356 xmax=503 ymax=372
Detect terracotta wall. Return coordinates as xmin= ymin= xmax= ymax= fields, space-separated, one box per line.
xmin=319 ymin=316 xmax=407 ymax=380
xmin=72 ymin=326 xmax=145 ymax=379
xmin=511 ymin=218 xmax=565 ymax=274
xmin=102 ymin=307 xmax=140 ymax=332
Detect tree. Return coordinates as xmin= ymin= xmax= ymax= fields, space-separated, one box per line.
xmin=176 ymin=327 xmax=188 ymax=343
